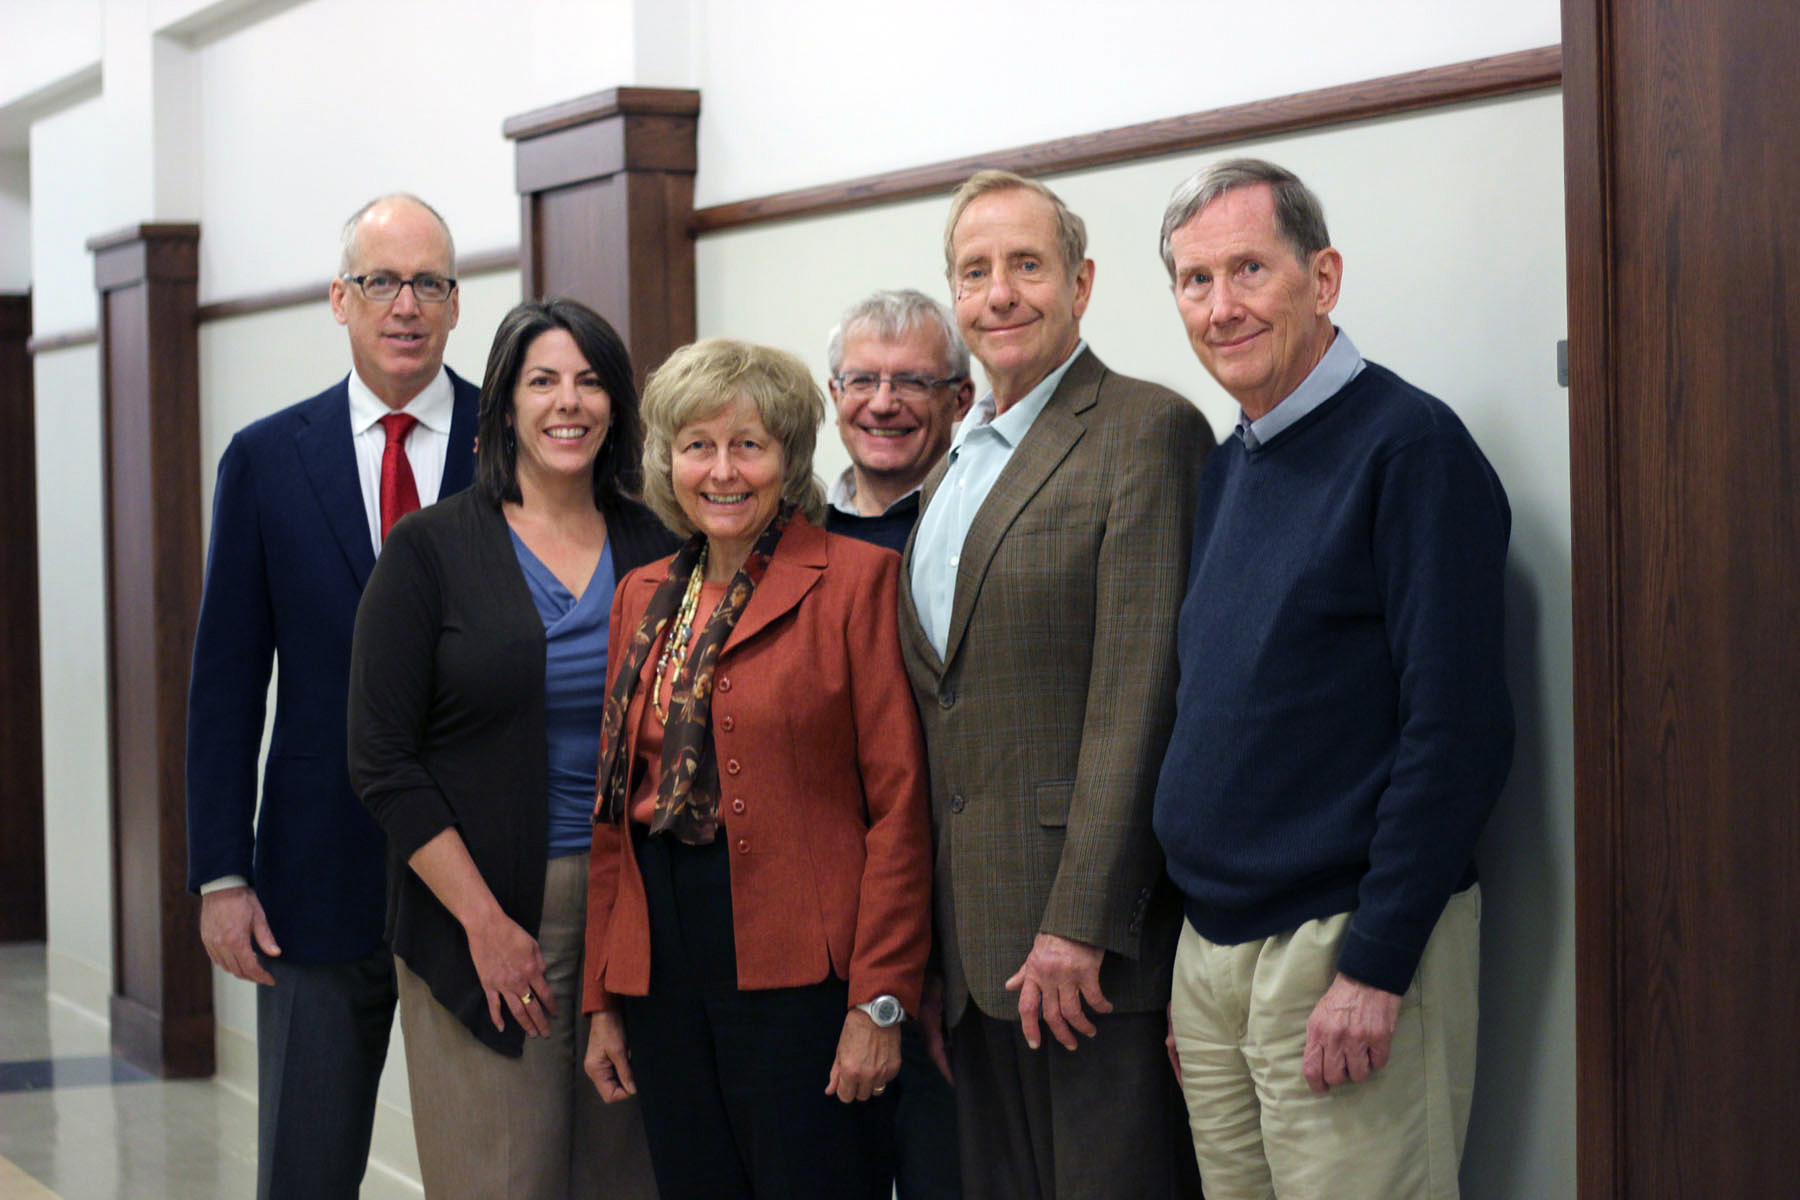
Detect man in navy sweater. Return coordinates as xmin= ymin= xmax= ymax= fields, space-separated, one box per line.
xmin=1151 ymin=158 xmax=1513 ymax=1199
xmin=824 ymin=289 xmax=973 ymax=554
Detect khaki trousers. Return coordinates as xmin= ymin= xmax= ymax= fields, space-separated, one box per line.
xmin=1170 ymin=886 xmax=1480 ymax=1200
xmin=396 ymin=852 xmax=657 ymax=1200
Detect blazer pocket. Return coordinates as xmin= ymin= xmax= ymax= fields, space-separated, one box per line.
xmin=1035 ymin=779 xmax=1074 ymax=828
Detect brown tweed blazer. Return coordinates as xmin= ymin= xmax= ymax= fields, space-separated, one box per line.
xmin=899 ymin=347 xmax=1214 ymax=1026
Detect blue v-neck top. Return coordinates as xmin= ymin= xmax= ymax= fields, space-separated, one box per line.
xmin=510 ymin=530 xmax=616 ymax=856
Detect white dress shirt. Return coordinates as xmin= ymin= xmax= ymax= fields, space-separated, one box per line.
xmin=347 ymin=366 xmax=456 ymax=553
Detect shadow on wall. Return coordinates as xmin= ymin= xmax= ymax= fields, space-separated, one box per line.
xmin=1461 ymin=536 xmax=1574 ymax=1199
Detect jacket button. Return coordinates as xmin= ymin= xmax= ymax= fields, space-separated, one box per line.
xmin=720 ymin=714 xmax=735 ymax=731
xmin=949 ymin=793 xmax=966 ymax=813
xmin=726 ymin=758 xmax=741 ymax=775
xmin=736 ymin=838 xmax=749 ymax=854
xmin=718 ymin=676 xmax=732 ymax=692
xmin=731 ymin=798 xmax=745 ymax=815
xmin=939 ymin=689 xmax=956 ymax=709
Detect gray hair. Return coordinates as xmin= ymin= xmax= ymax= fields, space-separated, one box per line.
xmin=1158 ymin=158 xmax=1330 ymax=280
xmin=638 ymin=338 xmax=828 ymax=535
xmin=944 ymin=169 xmax=1087 ymax=277
xmin=338 ymin=192 xmax=457 ymax=275
xmin=825 ymin=289 xmax=970 ymax=380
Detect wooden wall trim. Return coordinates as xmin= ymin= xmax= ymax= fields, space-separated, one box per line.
xmin=26 ymin=327 xmax=99 ymax=354
xmin=194 ymin=246 xmax=519 ymax=324
xmin=1562 ymin=1 xmax=1623 ymax=1194
xmin=0 ymin=291 xmax=46 ymax=944
xmin=501 ymin=85 xmax=702 ymax=142
xmin=504 ymin=87 xmax=698 ymax=384
xmin=88 ymin=222 xmax=213 ymax=1078
xmin=26 ymin=248 xmax=521 ymax=349
xmin=691 ymin=44 xmax=1562 ymax=235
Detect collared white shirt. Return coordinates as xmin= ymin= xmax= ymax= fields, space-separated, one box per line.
xmin=347 ymin=366 xmax=455 ymax=552
xmin=1235 ymin=329 xmax=1365 ymax=450
xmin=909 ymin=340 xmax=1087 ymax=659
xmin=827 ymin=468 xmax=926 ymax=517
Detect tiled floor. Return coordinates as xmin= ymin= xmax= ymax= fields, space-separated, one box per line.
xmin=0 ymin=943 xmax=418 ymax=1199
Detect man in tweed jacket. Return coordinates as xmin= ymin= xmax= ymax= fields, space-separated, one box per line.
xmin=900 ymin=170 xmax=1213 ymax=1199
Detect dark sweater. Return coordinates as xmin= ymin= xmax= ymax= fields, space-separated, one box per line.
xmin=1152 ymin=362 xmax=1513 ymax=995
xmin=347 ymin=488 xmax=677 ymax=1055
xmin=824 ymin=490 xmax=920 ymax=554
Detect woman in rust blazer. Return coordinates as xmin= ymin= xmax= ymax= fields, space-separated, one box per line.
xmin=581 ymin=338 xmax=931 ymax=1200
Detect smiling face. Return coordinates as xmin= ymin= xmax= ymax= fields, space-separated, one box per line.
xmin=671 ymin=395 xmax=787 ymax=574
xmin=329 ymin=198 xmax=459 ymax=408
xmin=508 ymin=328 xmax=612 ymax=495
xmin=1167 ymin=183 xmax=1342 ymax=420
xmin=830 ymin=322 xmax=972 ymax=503
xmin=949 ymin=187 xmax=1093 ymax=407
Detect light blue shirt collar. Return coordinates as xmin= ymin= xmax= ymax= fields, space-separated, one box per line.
xmin=952 ymin=339 xmax=1087 ymax=456
xmin=1235 ymin=329 xmax=1364 ymax=450
xmin=909 ymin=341 xmax=1087 ymax=660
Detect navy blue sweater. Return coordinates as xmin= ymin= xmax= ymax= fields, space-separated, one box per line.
xmin=1152 ymin=362 xmax=1513 ymax=995
xmin=824 ymin=490 xmax=920 ymax=555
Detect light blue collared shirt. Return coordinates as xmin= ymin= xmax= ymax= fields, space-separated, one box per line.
xmin=909 ymin=340 xmax=1087 ymax=659
xmin=1234 ymin=329 xmax=1365 ymax=451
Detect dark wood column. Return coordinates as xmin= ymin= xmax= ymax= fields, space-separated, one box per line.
xmin=88 ymin=224 xmax=212 ymax=1077
xmin=0 ymin=292 xmax=46 ymax=944
xmin=1564 ymin=0 xmax=1800 ymax=1194
xmin=503 ymin=87 xmax=700 ymax=383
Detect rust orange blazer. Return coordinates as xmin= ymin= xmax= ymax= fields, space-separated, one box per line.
xmin=583 ymin=514 xmax=932 ymax=1017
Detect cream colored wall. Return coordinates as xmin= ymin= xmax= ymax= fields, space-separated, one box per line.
xmin=32 ymin=343 xmax=113 ymax=1005
xmin=697 ymin=90 xmax=1575 ymax=1199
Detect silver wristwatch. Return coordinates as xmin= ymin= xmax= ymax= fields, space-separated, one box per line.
xmin=855 ymin=994 xmax=906 ymax=1027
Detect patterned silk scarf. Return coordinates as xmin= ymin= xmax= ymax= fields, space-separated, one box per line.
xmin=594 ymin=504 xmax=793 ymax=844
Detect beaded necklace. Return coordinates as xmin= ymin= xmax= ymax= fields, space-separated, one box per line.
xmin=651 ymin=545 xmax=708 ymax=723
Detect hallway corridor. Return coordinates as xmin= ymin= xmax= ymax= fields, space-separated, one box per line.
xmin=0 ymin=944 xmax=417 ymax=1198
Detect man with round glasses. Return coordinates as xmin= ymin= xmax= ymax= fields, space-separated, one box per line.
xmin=187 ymin=193 xmax=479 ymax=1198
xmin=825 ymin=289 xmax=974 ymax=553
xmin=820 ymin=288 xmax=973 ymax=1197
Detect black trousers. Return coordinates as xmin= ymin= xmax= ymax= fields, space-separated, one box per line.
xmin=255 ymin=947 xmax=397 ymax=1200
xmin=894 ymin=1019 xmax=963 ymax=1199
xmin=621 ymin=833 xmax=897 ymax=1200
xmin=951 ymin=1005 xmax=1204 ymax=1200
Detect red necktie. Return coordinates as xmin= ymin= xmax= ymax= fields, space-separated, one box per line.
xmin=378 ymin=412 xmax=421 ymax=542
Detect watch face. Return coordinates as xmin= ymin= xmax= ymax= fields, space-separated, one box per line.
xmin=864 ymin=996 xmax=903 ymax=1026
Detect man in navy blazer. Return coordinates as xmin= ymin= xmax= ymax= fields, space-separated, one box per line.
xmin=185 ymin=193 xmax=479 ymax=1199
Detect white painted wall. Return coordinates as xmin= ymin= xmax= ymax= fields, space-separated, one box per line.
xmin=0 ymin=150 xmax=28 ymax=287
xmin=686 ymin=0 xmax=1561 ymax=204
xmin=191 ymin=0 xmax=634 ymax=299
xmin=0 ymin=0 xmax=101 ymax=115
xmin=697 ymin=90 xmax=1574 ymax=1198
xmin=32 ymin=344 xmax=113 ymax=991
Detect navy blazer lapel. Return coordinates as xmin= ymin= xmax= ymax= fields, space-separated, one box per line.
xmin=440 ymin=369 xmax=479 ymax=498
xmin=294 ymin=380 xmax=378 ymax=588
xmin=941 ymin=351 xmax=1101 ymax=665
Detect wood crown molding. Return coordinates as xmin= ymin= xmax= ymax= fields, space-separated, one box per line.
xmin=691 ymin=45 xmax=1562 ymax=235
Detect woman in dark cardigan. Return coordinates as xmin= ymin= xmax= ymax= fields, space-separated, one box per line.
xmin=348 ymin=299 xmax=675 ymax=1199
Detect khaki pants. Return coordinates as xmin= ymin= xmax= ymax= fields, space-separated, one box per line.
xmin=1170 ymin=886 xmax=1480 ymax=1200
xmin=396 ymin=852 xmax=657 ymax=1200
